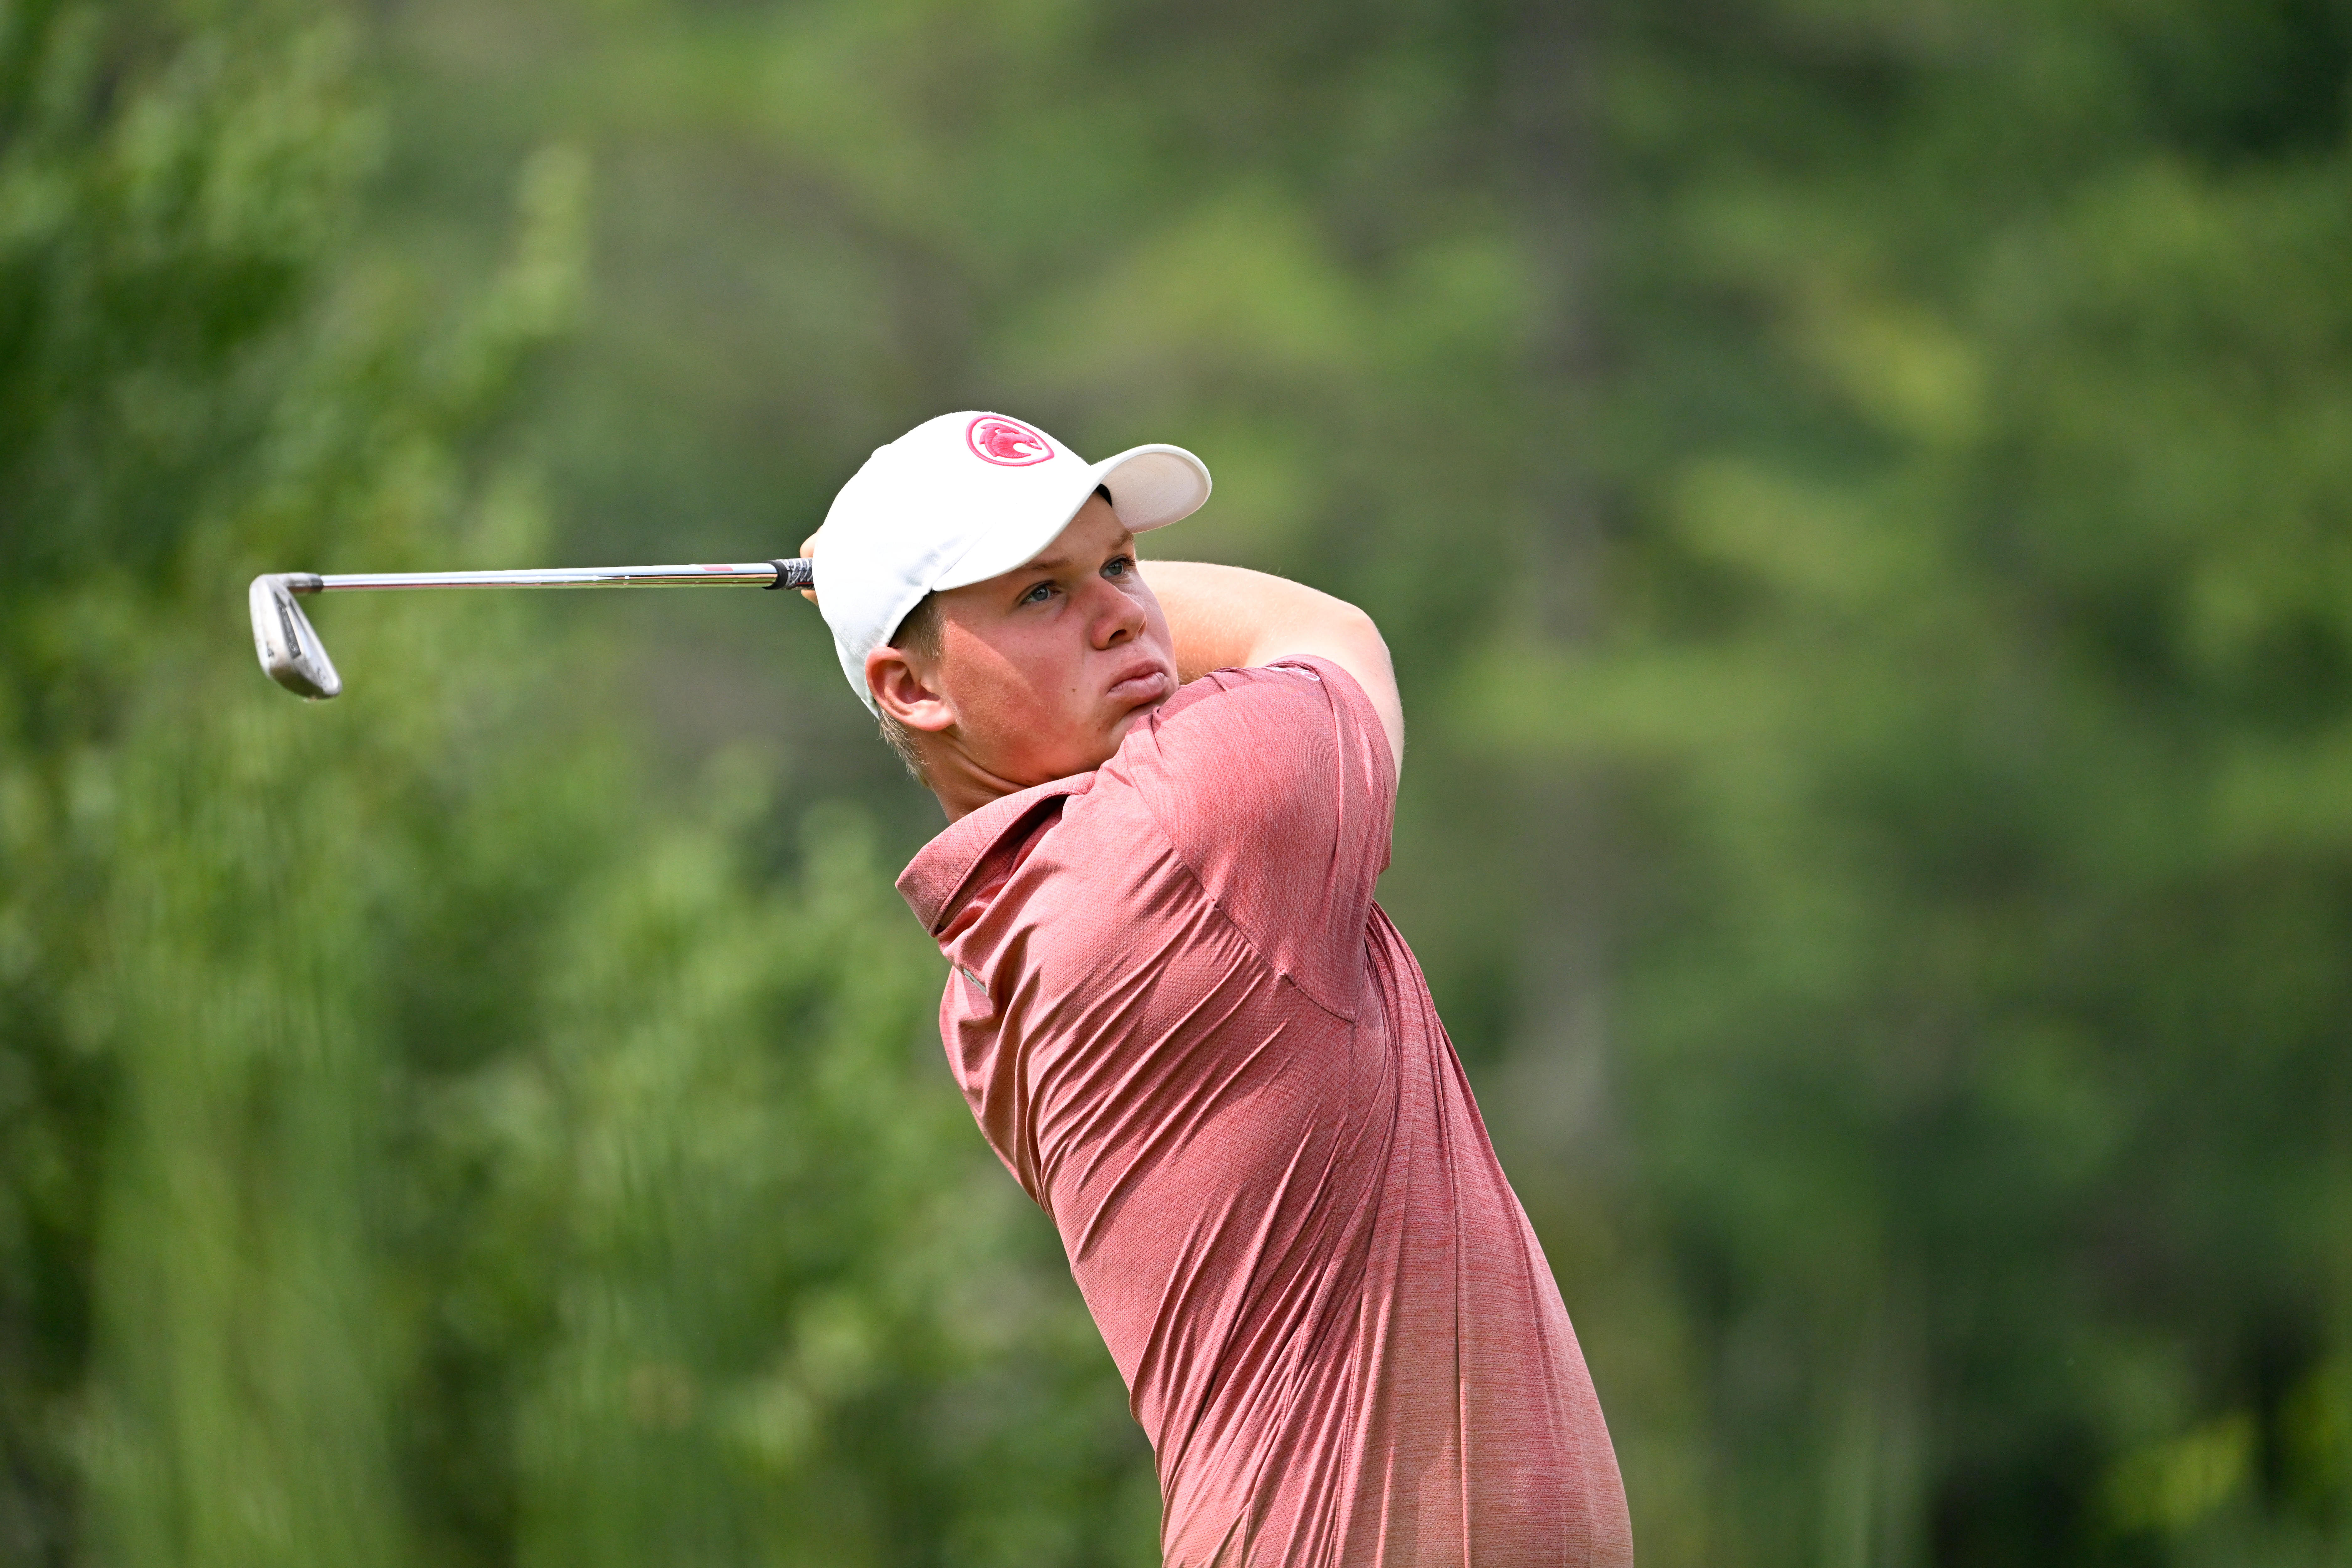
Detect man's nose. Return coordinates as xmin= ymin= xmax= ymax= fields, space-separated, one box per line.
xmin=1089 ymin=579 xmax=1144 ymax=649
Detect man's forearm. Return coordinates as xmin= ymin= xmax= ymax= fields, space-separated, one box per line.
xmin=1141 ymin=561 xmax=1406 ymax=779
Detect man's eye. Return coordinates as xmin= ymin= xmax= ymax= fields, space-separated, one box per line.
xmin=1104 ymin=556 xmax=1133 ymax=579
xmin=1021 ymin=582 xmax=1054 ymax=605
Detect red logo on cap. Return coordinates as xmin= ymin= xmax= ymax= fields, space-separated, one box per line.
xmin=967 ymin=415 xmax=1054 ymax=467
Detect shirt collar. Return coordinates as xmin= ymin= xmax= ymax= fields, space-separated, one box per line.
xmin=896 ymin=773 xmax=1094 ymax=936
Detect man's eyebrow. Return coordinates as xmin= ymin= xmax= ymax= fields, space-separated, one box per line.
xmin=1020 ymin=532 xmax=1137 ymax=575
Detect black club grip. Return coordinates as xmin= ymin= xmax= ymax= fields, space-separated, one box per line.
xmin=767 ymin=558 xmax=815 ymax=592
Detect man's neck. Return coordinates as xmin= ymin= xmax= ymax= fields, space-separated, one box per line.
xmin=924 ymin=746 xmax=1037 ymax=823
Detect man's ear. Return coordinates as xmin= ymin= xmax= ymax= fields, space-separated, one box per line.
xmin=866 ymin=645 xmax=955 ymax=734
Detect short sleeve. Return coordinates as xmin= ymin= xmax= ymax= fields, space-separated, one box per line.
xmin=1119 ymin=657 xmax=1396 ymax=1017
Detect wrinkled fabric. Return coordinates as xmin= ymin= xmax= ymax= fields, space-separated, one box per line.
xmin=898 ymin=659 xmax=1633 ymax=1568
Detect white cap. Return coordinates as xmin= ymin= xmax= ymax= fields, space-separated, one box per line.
xmin=813 ymin=412 xmax=1212 ymax=710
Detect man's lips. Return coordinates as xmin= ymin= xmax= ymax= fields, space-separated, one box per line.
xmin=1106 ymin=664 xmax=1175 ymax=708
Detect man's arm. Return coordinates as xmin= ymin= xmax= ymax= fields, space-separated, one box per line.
xmin=1141 ymin=561 xmax=1404 ymax=784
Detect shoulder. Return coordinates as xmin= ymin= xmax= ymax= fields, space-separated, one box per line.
xmin=1090 ymin=658 xmax=1395 ymax=1014
xmin=1138 ymin=657 xmax=1380 ymax=764
xmin=1161 ymin=657 xmax=1351 ymax=715
xmin=1118 ymin=657 xmax=1391 ymax=818
xmin=1107 ymin=654 xmax=1393 ymax=918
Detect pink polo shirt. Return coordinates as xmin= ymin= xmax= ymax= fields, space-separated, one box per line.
xmin=896 ymin=658 xmax=1632 ymax=1568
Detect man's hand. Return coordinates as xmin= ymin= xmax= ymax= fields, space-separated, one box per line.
xmin=1140 ymin=561 xmax=1404 ymax=784
xmin=797 ymin=532 xmax=821 ymax=606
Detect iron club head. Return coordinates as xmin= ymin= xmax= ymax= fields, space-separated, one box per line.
xmin=249 ymin=574 xmax=341 ymax=700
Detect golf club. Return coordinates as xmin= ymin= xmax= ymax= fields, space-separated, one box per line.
xmin=249 ymin=558 xmax=817 ymax=699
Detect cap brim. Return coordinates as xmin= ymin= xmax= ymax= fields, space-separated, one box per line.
xmin=931 ymin=442 xmax=1212 ymax=593
xmin=1095 ymin=444 xmax=1213 ymax=530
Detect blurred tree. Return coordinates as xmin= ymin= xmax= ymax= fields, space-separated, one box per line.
xmin=0 ymin=1 xmax=386 ymax=1555
xmin=1469 ymin=0 xmax=2352 ymax=1560
xmin=2 ymin=3 xmax=1150 ymax=1566
xmin=0 ymin=0 xmax=610 ymax=1559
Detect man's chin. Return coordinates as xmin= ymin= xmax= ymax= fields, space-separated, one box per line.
xmin=1104 ymin=695 xmax=1169 ymax=750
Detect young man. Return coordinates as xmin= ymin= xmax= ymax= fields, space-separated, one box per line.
xmin=806 ymin=412 xmax=1633 ymax=1566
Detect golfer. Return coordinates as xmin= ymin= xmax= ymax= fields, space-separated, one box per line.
xmin=806 ymin=412 xmax=1633 ymax=1566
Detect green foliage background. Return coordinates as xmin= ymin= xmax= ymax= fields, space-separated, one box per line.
xmin=1 ymin=0 xmax=2347 ymax=1564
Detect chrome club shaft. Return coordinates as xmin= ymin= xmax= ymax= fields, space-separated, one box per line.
xmin=312 ymin=560 xmax=812 ymax=591
xmin=250 ymin=558 xmax=815 ymax=699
